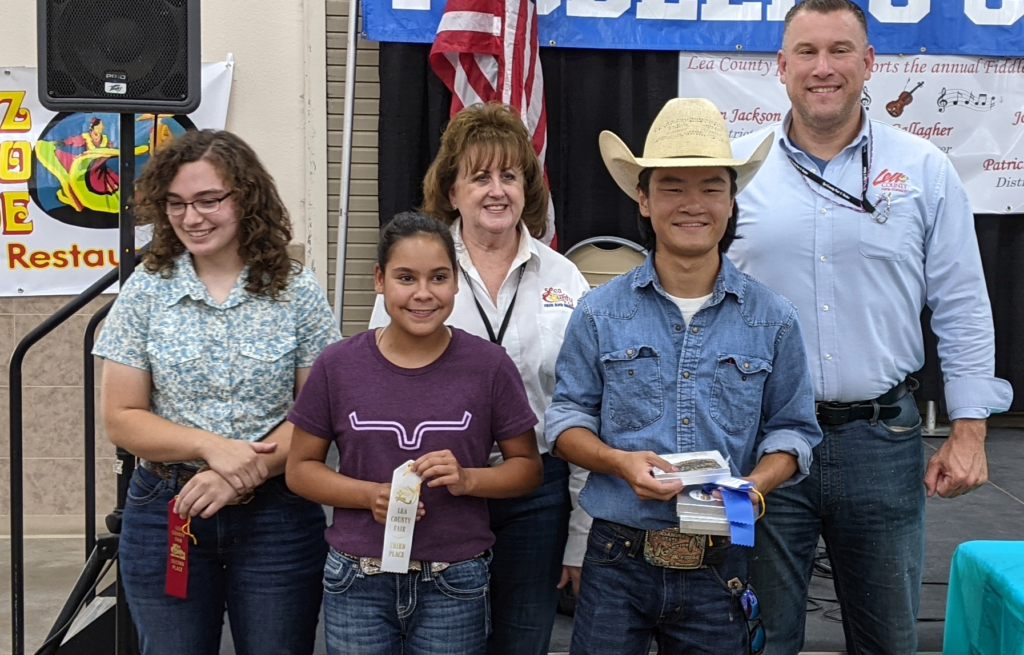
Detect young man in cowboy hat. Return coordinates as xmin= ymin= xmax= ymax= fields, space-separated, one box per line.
xmin=728 ymin=2 xmax=1012 ymax=653
xmin=544 ymin=98 xmax=822 ymax=654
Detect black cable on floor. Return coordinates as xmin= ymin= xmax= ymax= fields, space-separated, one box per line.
xmin=806 ymin=549 xmax=949 ymax=624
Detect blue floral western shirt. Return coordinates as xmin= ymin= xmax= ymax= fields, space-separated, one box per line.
xmin=93 ymin=254 xmax=340 ymax=452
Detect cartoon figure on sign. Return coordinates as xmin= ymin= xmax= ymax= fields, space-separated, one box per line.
xmin=35 ymin=115 xmax=120 ymax=213
xmin=28 ymin=112 xmax=194 ymax=230
xmin=68 ymin=117 xmax=114 ymax=149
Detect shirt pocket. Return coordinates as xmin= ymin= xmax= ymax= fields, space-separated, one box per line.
xmin=237 ymin=336 xmax=298 ymax=388
xmin=146 ymin=340 xmax=204 ymax=395
xmin=710 ymin=354 xmax=772 ymax=434
xmin=858 ymin=204 xmax=913 ymax=261
xmin=601 ymin=346 xmax=664 ymax=431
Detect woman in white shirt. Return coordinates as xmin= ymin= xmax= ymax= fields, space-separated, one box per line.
xmin=369 ymin=102 xmax=590 ymax=655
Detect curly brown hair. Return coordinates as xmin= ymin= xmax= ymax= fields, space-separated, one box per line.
xmin=134 ymin=129 xmax=296 ymax=298
xmin=421 ymin=102 xmax=549 ymax=239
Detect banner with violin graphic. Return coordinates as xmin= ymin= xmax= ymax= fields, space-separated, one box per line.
xmin=0 ymin=61 xmax=233 ymax=297
xmin=679 ymin=53 xmax=1024 ymax=214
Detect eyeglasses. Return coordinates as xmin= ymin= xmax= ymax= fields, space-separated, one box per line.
xmin=163 ymin=192 xmax=232 ymax=218
xmin=740 ymin=586 xmax=765 ymax=655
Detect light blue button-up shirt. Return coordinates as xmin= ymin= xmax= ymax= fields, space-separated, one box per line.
xmin=545 ymin=255 xmax=822 ymax=531
xmin=731 ymin=112 xmax=1012 ymax=419
xmin=94 ymin=254 xmax=340 ymax=449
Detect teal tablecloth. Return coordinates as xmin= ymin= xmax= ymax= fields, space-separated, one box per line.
xmin=945 ymin=541 xmax=1024 ymax=655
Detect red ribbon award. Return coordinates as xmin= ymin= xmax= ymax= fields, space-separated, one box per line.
xmin=165 ymin=499 xmax=195 ymax=598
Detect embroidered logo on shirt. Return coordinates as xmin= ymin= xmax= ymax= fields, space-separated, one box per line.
xmin=542 ymin=287 xmax=575 ymax=309
xmin=348 ymin=411 xmax=473 ymax=451
xmin=872 ymin=169 xmax=909 ymax=193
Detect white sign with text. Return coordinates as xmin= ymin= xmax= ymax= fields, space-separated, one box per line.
xmin=679 ymin=53 xmax=1024 ymax=214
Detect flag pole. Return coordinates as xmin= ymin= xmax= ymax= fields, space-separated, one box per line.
xmin=333 ymin=0 xmax=361 ymax=329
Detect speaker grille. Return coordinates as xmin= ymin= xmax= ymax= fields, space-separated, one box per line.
xmin=44 ymin=0 xmax=192 ymax=105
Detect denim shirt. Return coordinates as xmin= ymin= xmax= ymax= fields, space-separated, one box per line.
xmin=545 ymin=254 xmax=822 ymax=530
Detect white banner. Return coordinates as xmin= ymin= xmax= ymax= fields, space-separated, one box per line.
xmin=679 ymin=53 xmax=1024 ymax=214
xmin=0 ymin=61 xmax=234 ymax=297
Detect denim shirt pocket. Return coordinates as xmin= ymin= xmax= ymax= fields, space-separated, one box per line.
xmin=602 ymin=346 xmax=664 ymax=431
xmin=710 ymin=354 xmax=772 ymax=434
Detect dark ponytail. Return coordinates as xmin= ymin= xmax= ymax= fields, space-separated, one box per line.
xmin=378 ymin=211 xmax=458 ymax=271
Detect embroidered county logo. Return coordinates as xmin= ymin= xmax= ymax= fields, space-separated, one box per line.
xmin=348 ymin=412 xmax=473 ymax=451
xmin=542 ymin=287 xmax=575 ymax=308
xmin=872 ymin=169 xmax=909 ymax=193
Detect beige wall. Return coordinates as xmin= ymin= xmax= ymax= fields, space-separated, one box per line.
xmin=0 ymin=0 xmax=348 ymax=531
xmin=326 ymin=0 xmax=380 ymax=336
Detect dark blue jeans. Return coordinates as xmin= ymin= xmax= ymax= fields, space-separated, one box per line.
xmin=119 ymin=466 xmax=327 ymax=655
xmin=321 ymin=548 xmax=491 ymax=655
xmin=748 ymin=393 xmax=925 ymax=655
xmin=486 ymin=453 xmax=571 ymax=655
xmin=571 ymin=519 xmax=750 ymax=655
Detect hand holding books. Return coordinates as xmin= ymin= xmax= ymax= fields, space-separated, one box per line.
xmin=655 ymin=450 xmax=761 ymax=546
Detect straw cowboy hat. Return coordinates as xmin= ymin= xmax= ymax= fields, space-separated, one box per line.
xmin=599 ymin=98 xmax=774 ymax=201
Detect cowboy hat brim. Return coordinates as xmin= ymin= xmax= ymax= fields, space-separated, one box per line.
xmin=599 ymin=130 xmax=774 ymax=201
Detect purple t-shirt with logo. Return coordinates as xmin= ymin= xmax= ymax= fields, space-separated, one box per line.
xmin=288 ymin=327 xmax=537 ymax=562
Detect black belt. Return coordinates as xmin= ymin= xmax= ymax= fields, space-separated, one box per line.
xmin=815 ymin=378 xmax=917 ymax=426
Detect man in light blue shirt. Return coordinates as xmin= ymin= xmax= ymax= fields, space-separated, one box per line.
xmin=545 ymin=98 xmax=822 ymax=655
xmin=730 ymin=1 xmax=1013 ymax=654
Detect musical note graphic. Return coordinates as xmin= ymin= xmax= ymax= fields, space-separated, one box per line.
xmin=861 ymin=85 xmax=872 ymax=110
xmin=937 ymin=88 xmax=998 ymax=113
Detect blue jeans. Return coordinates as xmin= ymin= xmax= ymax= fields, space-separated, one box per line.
xmin=486 ymin=453 xmax=571 ymax=655
xmin=321 ymin=548 xmax=491 ymax=655
xmin=119 ymin=466 xmax=327 ymax=655
xmin=748 ymin=393 xmax=925 ymax=655
xmin=571 ymin=519 xmax=750 ymax=655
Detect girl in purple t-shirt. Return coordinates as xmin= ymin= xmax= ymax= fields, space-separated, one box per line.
xmin=286 ymin=212 xmax=543 ymax=655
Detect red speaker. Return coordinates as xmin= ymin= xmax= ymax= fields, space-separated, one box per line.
xmin=37 ymin=0 xmax=201 ymax=114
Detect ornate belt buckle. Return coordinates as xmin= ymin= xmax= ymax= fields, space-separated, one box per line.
xmin=359 ymin=557 xmax=384 ymax=575
xmin=643 ymin=528 xmax=706 ymax=569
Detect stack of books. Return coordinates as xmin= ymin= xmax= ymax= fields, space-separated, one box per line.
xmin=654 ymin=450 xmax=732 ymax=536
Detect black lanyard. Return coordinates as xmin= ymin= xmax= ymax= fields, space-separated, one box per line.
xmin=463 ymin=263 xmax=526 ymax=346
xmin=787 ymin=143 xmax=877 ymax=215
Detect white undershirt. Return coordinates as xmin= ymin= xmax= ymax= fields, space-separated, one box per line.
xmin=665 ymin=292 xmax=713 ymax=328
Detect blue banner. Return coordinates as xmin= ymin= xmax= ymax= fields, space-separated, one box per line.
xmin=363 ymin=0 xmax=1024 ymax=56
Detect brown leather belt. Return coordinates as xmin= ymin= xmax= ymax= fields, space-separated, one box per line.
xmin=141 ymin=460 xmax=202 ymax=485
xmin=140 ymin=460 xmax=256 ymax=505
xmin=595 ymin=520 xmax=731 ymax=570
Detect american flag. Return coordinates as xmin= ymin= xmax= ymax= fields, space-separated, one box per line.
xmin=429 ymin=0 xmax=557 ymax=246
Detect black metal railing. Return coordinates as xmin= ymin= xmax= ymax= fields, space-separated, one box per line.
xmin=8 ymin=269 xmax=119 ymax=654
xmin=9 ymin=113 xmax=140 ymax=655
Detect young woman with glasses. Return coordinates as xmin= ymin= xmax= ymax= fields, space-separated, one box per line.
xmin=94 ymin=129 xmax=340 ymax=655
